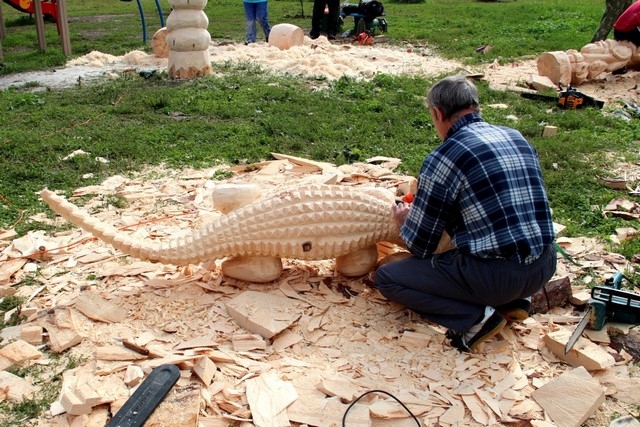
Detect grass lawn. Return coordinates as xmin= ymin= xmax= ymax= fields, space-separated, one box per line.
xmin=1 ymin=1 xmax=638 ymax=241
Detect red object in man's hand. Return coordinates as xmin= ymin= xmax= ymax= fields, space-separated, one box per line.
xmin=401 ymin=193 xmax=414 ymax=203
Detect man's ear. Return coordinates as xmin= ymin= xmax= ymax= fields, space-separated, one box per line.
xmin=431 ymin=106 xmax=445 ymax=122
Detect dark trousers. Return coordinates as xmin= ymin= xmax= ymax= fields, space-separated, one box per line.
xmin=374 ymin=244 xmax=557 ymax=333
xmin=614 ymin=28 xmax=640 ymax=46
xmin=311 ymin=0 xmax=340 ymax=37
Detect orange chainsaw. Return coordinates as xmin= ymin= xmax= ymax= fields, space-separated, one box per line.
xmin=520 ymin=86 xmax=604 ymax=109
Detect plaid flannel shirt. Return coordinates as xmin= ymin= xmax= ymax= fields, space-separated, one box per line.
xmin=401 ymin=113 xmax=554 ymax=265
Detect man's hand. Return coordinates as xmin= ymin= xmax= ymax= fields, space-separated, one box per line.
xmin=392 ymin=202 xmax=411 ymax=229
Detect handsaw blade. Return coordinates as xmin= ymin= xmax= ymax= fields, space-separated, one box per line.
xmin=565 ymin=305 xmax=592 ymax=354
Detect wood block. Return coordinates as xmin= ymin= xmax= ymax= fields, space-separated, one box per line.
xmin=40 ymin=321 xmax=83 ymax=353
xmin=532 ymin=366 xmax=605 ymax=427
xmin=0 ymin=339 xmax=43 ymax=370
xmin=19 ymin=325 xmax=43 ymax=345
xmin=225 ymin=291 xmax=301 ymax=339
xmin=123 ymin=365 xmax=144 ymax=387
xmin=527 ymin=74 xmax=557 ymax=92
xmin=246 ymin=371 xmax=298 ymax=427
xmin=0 ymin=370 xmax=36 ymax=402
xmin=193 ymin=356 xmax=216 ymax=386
xmin=544 ymin=329 xmax=615 ymax=371
xmin=75 ymin=290 xmax=127 ymax=323
xmin=60 ymin=390 xmax=92 ymax=415
xmin=399 ymin=331 xmax=431 ymax=348
xmin=569 ymin=290 xmax=591 ymax=306
xmin=76 ymin=382 xmax=102 ymax=407
xmin=541 ymin=126 xmax=558 ymax=138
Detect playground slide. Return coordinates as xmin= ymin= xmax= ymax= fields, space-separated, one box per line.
xmin=2 ymin=0 xmax=58 ymax=22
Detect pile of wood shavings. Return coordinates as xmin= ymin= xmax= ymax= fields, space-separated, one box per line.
xmin=0 ymin=155 xmax=639 ymax=427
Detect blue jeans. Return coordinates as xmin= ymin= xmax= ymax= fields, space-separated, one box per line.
xmin=244 ymin=1 xmax=270 ymax=43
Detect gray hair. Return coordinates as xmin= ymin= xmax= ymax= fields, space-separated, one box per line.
xmin=426 ymin=75 xmax=480 ymax=120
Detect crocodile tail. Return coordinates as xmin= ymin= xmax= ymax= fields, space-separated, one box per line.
xmin=40 ymin=190 xmax=196 ymax=265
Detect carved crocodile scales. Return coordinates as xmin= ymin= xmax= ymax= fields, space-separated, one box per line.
xmin=40 ymin=185 xmax=403 ymax=278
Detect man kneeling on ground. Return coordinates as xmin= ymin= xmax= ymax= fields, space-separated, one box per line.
xmin=375 ymin=75 xmax=557 ymax=352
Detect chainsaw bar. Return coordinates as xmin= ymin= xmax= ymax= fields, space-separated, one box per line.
xmin=107 ymin=364 xmax=180 ymax=427
xmin=565 ymin=305 xmax=592 ymax=355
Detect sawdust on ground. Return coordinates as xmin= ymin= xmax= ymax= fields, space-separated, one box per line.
xmin=1 ymin=156 xmax=640 ymax=426
xmin=2 ymin=35 xmax=639 ymax=106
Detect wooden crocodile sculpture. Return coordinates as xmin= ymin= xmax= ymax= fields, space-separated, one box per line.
xmin=40 ymin=184 xmax=404 ymax=282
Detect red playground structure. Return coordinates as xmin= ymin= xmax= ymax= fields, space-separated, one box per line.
xmin=3 ymin=0 xmax=59 ymax=29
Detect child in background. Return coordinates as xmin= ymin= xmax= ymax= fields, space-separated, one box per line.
xmin=243 ymin=0 xmax=271 ymax=44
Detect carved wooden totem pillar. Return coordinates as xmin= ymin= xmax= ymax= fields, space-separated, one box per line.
xmin=537 ymin=39 xmax=637 ymax=86
xmin=165 ymin=0 xmax=212 ymax=79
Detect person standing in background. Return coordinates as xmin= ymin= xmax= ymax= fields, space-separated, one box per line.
xmin=310 ymin=0 xmax=339 ymax=40
xmin=613 ymin=0 xmax=640 ymax=46
xmin=592 ymin=0 xmax=633 ymax=43
xmin=243 ymin=0 xmax=271 ymax=44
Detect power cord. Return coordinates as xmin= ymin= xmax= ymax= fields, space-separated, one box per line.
xmin=342 ymin=389 xmax=421 ymax=426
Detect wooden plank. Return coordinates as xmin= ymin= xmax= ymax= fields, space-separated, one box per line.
xmin=532 ymin=366 xmax=605 ymax=427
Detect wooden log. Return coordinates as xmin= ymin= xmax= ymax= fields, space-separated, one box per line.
xmin=532 ymin=366 xmax=605 ymax=427
xmin=531 ymin=276 xmax=572 ymax=314
xmin=537 ymin=51 xmax=572 ymax=86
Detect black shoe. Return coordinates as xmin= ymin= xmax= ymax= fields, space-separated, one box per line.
xmin=310 ymin=32 xmax=319 ymax=40
xmin=496 ymin=299 xmax=531 ymax=323
xmin=449 ymin=311 xmax=506 ymax=352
